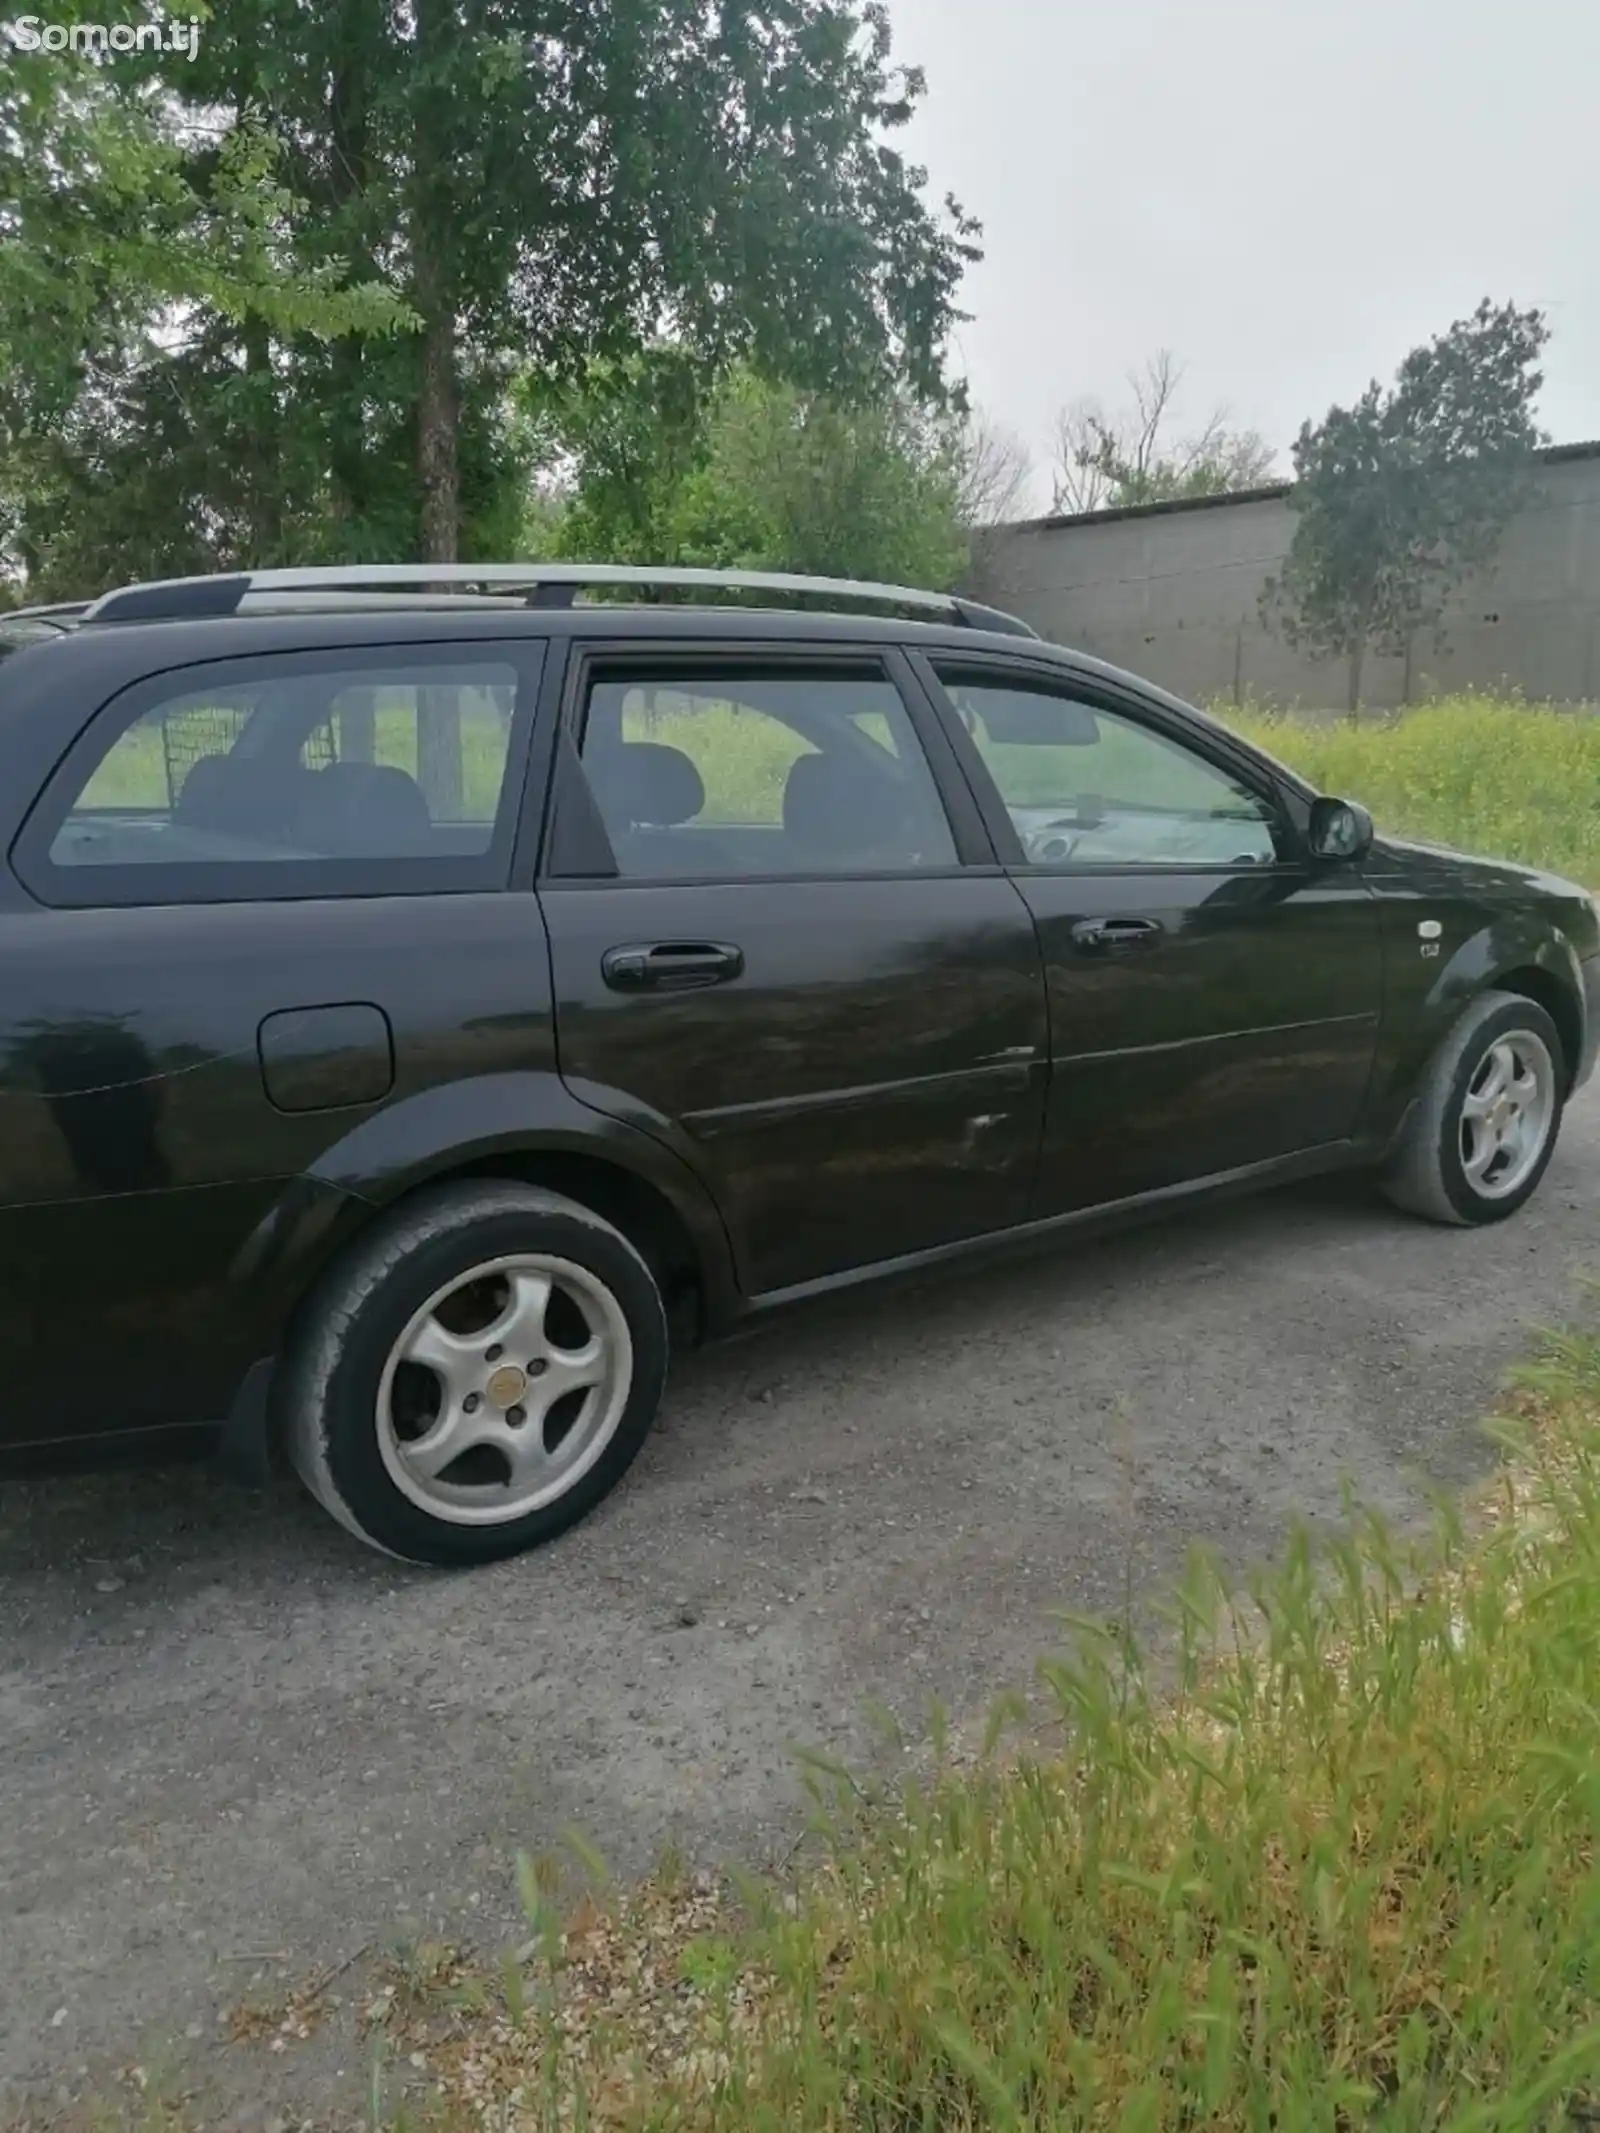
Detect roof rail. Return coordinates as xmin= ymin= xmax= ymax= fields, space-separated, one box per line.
xmin=3 ymin=599 xmax=91 ymax=625
xmin=82 ymin=563 xmax=1039 ymax=638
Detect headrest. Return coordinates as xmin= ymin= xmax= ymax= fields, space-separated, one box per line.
xmin=783 ymin=750 xmax=909 ymax=858
xmin=173 ymin=753 xmax=311 ymax=839
xmin=294 ymin=761 xmax=433 ymax=856
xmin=590 ymin=741 xmax=705 ymax=829
xmin=173 ymin=755 xmax=232 ymax=815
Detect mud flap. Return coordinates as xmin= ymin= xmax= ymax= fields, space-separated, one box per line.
xmin=215 ymin=1356 xmax=276 ymax=1488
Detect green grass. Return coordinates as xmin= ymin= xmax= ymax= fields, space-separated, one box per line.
xmin=621 ymin=697 xmax=814 ymax=822
xmin=1220 ymin=694 xmax=1600 ymax=886
xmin=455 ymin=1334 xmax=1600 ymax=2131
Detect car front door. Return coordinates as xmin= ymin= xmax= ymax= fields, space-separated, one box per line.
xmin=912 ymin=654 xmax=1382 ymax=1215
xmin=538 ymin=646 xmax=1048 ymax=1297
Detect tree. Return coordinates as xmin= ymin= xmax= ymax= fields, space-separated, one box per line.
xmin=519 ymin=345 xmax=716 ymax=567
xmin=1051 ymin=351 xmax=1275 ymax=514
xmin=1 ymin=1 xmax=980 ymax=595
xmin=0 ymin=17 xmax=409 ymax=596
xmin=952 ymin=411 xmax=1034 ymax=527
xmin=668 ymin=371 xmax=970 ymax=587
xmin=533 ymin=359 xmax=972 ymax=589
xmin=1264 ymin=300 xmax=1549 ymax=714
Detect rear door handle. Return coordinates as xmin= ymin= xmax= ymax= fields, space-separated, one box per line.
xmin=1070 ymin=916 xmax=1164 ymax=956
xmin=601 ymin=941 xmax=745 ymax=993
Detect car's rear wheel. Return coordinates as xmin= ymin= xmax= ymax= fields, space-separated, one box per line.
xmin=1381 ymin=990 xmax=1565 ymax=1226
xmin=282 ymin=1180 xmax=668 ymax=1565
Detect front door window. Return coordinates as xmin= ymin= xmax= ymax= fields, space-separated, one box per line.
xmin=934 ymin=669 xmax=1282 ymax=870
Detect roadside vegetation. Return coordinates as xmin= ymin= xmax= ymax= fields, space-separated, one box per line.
xmin=12 ymin=1336 xmax=1600 ymax=2133
xmin=1227 ymin=693 xmax=1600 ymax=887
xmin=144 ymin=1328 xmax=1596 ymax=2133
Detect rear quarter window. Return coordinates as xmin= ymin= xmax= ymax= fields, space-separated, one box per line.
xmin=13 ymin=643 xmax=543 ymax=907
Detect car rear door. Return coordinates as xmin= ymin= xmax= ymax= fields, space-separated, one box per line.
xmin=910 ymin=653 xmax=1382 ymax=1214
xmin=0 ymin=637 xmax=545 ymax=1452
xmin=538 ymin=643 xmax=1048 ymax=1297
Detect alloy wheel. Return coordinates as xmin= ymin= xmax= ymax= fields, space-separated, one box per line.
xmin=375 ymin=1253 xmax=634 ymax=1526
xmin=1458 ymin=1029 xmax=1557 ymax=1202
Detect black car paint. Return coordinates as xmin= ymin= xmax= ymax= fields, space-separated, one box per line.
xmin=0 ymin=604 xmax=1594 ymax=1475
xmin=908 ymin=653 xmax=1387 ymax=1207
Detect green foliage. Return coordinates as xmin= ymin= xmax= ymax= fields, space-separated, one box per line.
xmin=1224 ymin=694 xmax=1600 ymax=887
xmin=0 ymin=15 xmax=417 ymax=591
xmin=533 ymin=359 xmax=972 ymax=587
xmin=1264 ymin=301 xmax=1549 ymax=712
xmin=1053 ymin=352 xmax=1275 ymax=514
xmin=669 ymin=371 xmax=970 ymax=587
xmin=678 ymin=1934 xmax=742 ymax=1996
xmin=1074 ymin=419 xmax=1275 ymax=510
xmin=1 ymin=1 xmax=979 ymax=595
xmin=522 ymin=348 xmax=716 ymax=566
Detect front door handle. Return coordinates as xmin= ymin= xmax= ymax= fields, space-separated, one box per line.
xmin=1070 ymin=915 xmax=1164 ymax=956
xmin=601 ymin=941 xmax=745 ymax=993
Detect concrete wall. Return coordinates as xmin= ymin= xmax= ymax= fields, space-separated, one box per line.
xmin=966 ymin=445 xmax=1600 ymax=712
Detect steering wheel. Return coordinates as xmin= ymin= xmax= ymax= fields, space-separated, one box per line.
xmin=1025 ymin=818 xmax=1081 ymax=864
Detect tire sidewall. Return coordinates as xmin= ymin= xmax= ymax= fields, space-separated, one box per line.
xmin=1432 ymin=998 xmax=1565 ymax=1225
xmin=313 ymin=1200 xmax=667 ymax=1566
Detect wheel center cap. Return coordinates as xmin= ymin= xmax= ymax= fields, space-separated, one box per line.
xmin=485 ymin=1364 xmax=528 ymax=1411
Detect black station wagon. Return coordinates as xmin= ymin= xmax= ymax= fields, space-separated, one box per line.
xmin=0 ymin=564 xmax=1594 ymax=1564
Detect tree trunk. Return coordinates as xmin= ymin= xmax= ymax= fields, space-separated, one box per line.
xmin=411 ymin=0 xmax=462 ymax=815
xmin=328 ymin=6 xmax=376 ymax=533
xmin=412 ymin=0 xmax=460 ymax=568
xmin=412 ymin=286 xmax=464 ymax=811
xmin=243 ymin=316 xmax=280 ymax=564
xmin=235 ymin=48 xmax=279 ymax=565
xmin=1346 ymin=636 xmax=1366 ymax=723
xmin=416 ymin=296 xmax=460 ymax=566
xmin=340 ymin=684 xmax=377 ymax=765
xmin=418 ymin=683 xmax=463 ymax=817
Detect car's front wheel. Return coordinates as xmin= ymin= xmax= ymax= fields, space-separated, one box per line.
xmin=282 ymin=1180 xmax=669 ymax=1565
xmin=1382 ymin=989 xmax=1566 ymax=1226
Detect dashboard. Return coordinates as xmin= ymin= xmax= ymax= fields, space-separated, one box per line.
xmin=1009 ymin=802 xmax=1278 ymax=870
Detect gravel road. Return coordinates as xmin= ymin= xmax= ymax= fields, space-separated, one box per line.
xmin=4 ymin=1098 xmax=1598 ymax=2112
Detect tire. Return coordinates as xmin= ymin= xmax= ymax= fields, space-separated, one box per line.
xmin=1381 ymin=990 xmax=1566 ymax=1227
xmin=281 ymin=1180 xmax=669 ymax=1566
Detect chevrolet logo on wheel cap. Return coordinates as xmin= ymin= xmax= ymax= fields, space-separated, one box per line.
xmin=485 ymin=1365 xmax=528 ymax=1410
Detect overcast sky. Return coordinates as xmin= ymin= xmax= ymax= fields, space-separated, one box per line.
xmin=887 ymin=0 xmax=1600 ymax=513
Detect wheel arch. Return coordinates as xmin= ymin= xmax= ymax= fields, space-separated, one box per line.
xmin=227 ymin=1073 xmax=740 ymax=1369
xmin=1489 ymin=961 xmax=1584 ymax=1093
xmin=1376 ymin=917 xmax=1586 ymax=1133
xmin=386 ymin=1147 xmax=711 ymax=1344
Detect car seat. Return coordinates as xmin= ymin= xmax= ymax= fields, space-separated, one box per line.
xmin=781 ymin=750 xmax=926 ymax=870
xmin=292 ymin=762 xmax=434 ymax=856
xmin=585 ymin=741 xmax=734 ymax=876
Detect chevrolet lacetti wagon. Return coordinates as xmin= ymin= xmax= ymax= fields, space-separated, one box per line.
xmin=0 ymin=564 xmax=1594 ymax=1564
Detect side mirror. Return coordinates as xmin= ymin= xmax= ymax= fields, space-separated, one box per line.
xmin=1308 ymin=795 xmax=1374 ymax=862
